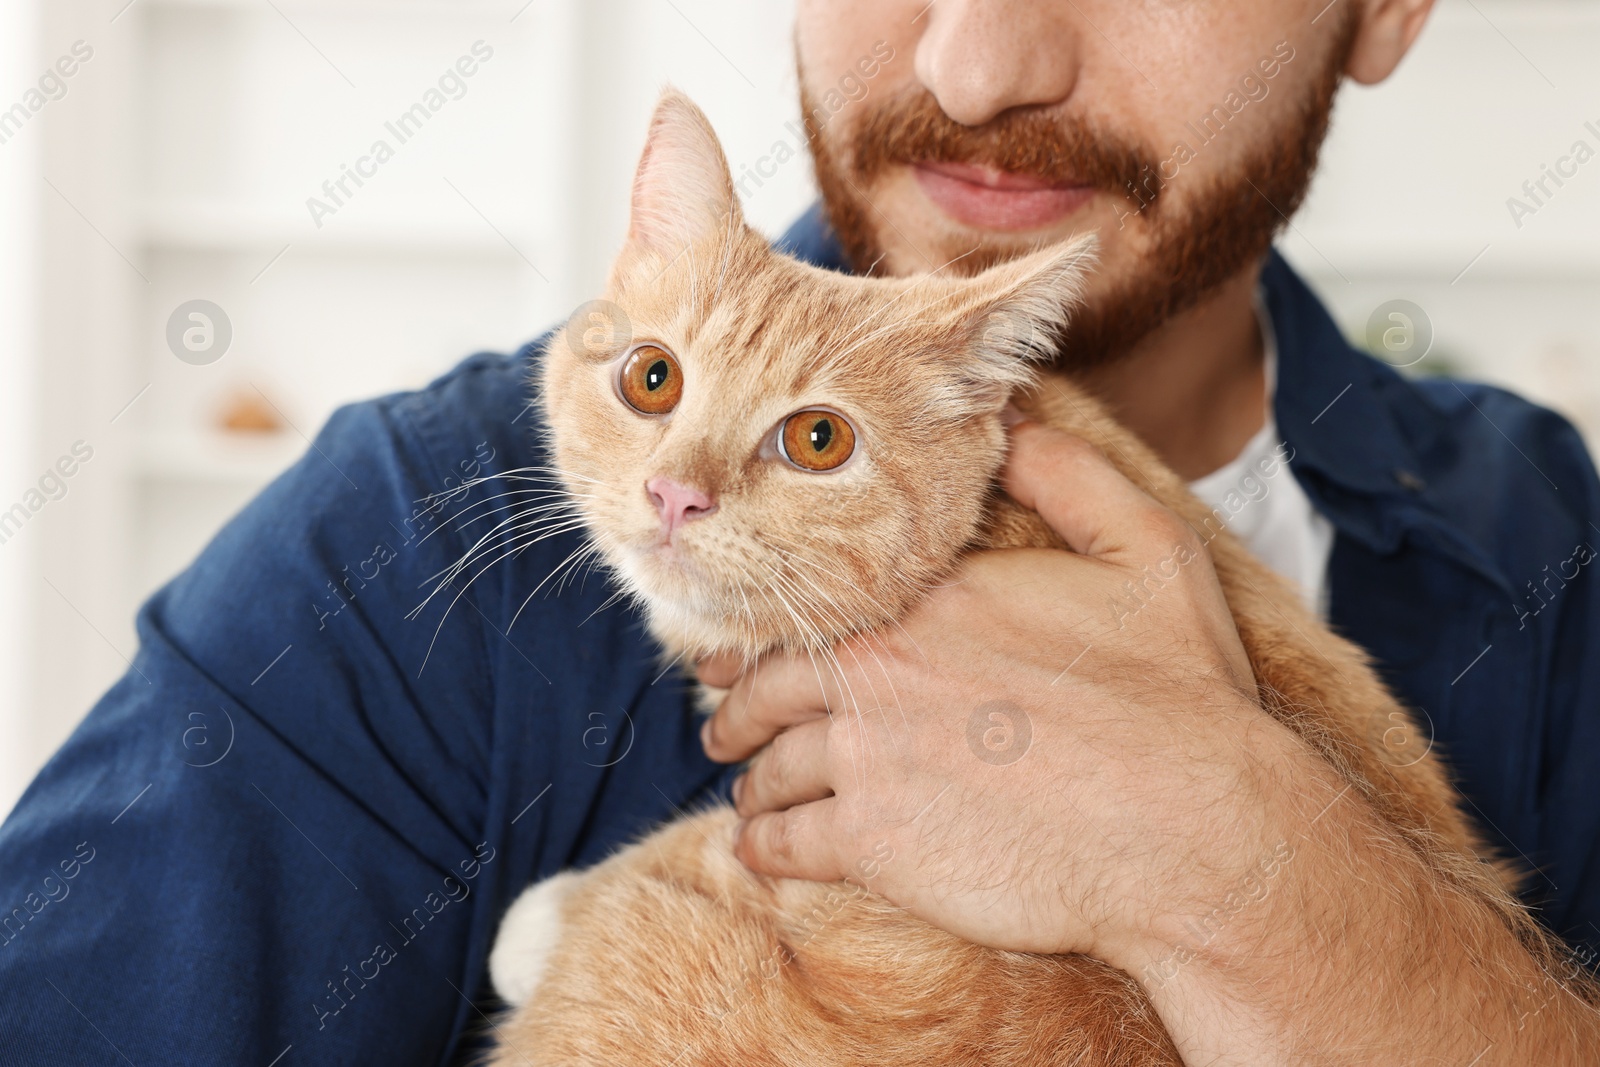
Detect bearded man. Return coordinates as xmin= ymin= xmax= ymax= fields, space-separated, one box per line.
xmin=3 ymin=1 xmax=1598 ymax=1063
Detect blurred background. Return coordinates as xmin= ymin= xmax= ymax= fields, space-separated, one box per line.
xmin=0 ymin=0 xmax=1597 ymax=819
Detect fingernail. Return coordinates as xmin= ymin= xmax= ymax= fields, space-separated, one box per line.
xmin=731 ymin=774 xmax=745 ymax=806
xmin=700 ymin=718 xmax=714 ymax=754
xmin=731 ymin=818 xmax=745 ymax=849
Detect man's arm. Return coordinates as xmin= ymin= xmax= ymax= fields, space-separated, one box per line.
xmin=0 ymin=346 xmax=736 ymax=1065
xmin=0 ymin=396 xmax=507 ymax=1065
xmin=1134 ymin=724 xmax=1600 ymax=1063
xmin=702 ymin=422 xmax=1600 ymax=1064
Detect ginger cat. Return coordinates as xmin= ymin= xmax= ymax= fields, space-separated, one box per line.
xmin=484 ymin=90 xmax=1532 ymax=1065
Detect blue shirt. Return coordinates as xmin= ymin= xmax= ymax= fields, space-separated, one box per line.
xmin=2 ymin=207 xmax=1597 ymax=1065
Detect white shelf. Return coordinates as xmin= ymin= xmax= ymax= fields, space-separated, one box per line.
xmin=135 ymin=427 xmax=305 ymax=484
xmin=141 ymin=0 xmax=525 ymax=12
xmin=1280 ymin=232 xmax=1600 ymax=280
xmin=139 ymin=0 xmax=1589 ymax=15
xmin=141 ymin=200 xmax=547 ymax=256
xmin=1431 ymin=0 xmax=1600 ymax=29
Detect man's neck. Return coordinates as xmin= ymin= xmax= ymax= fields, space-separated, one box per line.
xmin=1075 ymin=266 xmax=1267 ymax=482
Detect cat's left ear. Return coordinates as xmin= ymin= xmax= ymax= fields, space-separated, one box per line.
xmin=925 ymin=235 xmax=1098 ymax=415
xmin=621 ymin=88 xmax=742 ymax=263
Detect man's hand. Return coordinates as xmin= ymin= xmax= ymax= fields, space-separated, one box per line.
xmin=700 ymin=422 xmax=1600 ymax=1065
xmin=701 ymin=421 xmax=1308 ymax=964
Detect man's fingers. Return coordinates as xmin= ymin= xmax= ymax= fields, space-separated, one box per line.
xmin=703 ymin=652 xmax=838 ymax=763
xmin=733 ymin=718 xmax=832 ymax=818
xmin=695 ymin=651 xmax=742 ymax=689
xmin=733 ymin=799 xmax=843 ymax=882
xmin=1002 ymin=421 xmax=1192 ymax=562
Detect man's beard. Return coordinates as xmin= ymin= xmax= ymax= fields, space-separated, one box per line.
xmin=802 ymin=28 xmax=1355 ymax=370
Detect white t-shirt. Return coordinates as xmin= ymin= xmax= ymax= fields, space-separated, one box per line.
xmin=1186 ymin=301 xmax=1334 ymax=615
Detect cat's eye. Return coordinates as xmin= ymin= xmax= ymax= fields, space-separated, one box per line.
xmin=617 ymin=344 xmax=683 ymax=415
xmin=779 ymin=409 xmax=856 ymax=472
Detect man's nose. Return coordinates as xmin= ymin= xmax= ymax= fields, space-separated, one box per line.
xmin=645 ymin=476 xmax=718 ymax=536
xmin=913 ymin=0 xmax=1082 ymax=126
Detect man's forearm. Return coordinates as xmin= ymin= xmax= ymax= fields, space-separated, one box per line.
xmin=1127 ymin=742 xmax=1600 ymax=1064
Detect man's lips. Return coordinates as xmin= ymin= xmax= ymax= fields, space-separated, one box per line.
xmin=911 ymin=161 xmax=1095 ymax=231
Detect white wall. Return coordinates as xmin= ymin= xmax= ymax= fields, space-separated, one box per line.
xmin=0 ymin=0 xmax=807 ymax=819
xmin=0 ymin=0 xmax=42 ymax=817
xmin=1 ymin=0 xmax=1598 ymax=818
xmin=1286 ymin=2 xmax=1600 ymax=428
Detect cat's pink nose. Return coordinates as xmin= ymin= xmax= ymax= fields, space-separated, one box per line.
xmin=645 ymin=476 xmax=718 ymax=537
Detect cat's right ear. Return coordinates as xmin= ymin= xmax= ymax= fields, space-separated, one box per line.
xmin=914 ymin=236 xmax=1099 ymax=418
xmin=621 ymin=89 xmax=741 ymax=264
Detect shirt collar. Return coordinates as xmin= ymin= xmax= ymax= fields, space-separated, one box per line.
xmin=774 ymin=207 xmax=1508 ymax=587
xmin=1262 ymin=255 xmax=1512 ymax=591
xmin=1261 ymin=251 xmax=1422 ymax=501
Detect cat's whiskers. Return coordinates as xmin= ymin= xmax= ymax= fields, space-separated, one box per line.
xmin=756 ymin=535 xmax=869 ymax=622
xmin=747 ymin=562 xmax=879 ymax=782
xmin=521 ymin=538 xmax=612 ymax=630
xmin=775 ymin=535 xmax=937 ymax=675
xmin=425 ymin=472 xmax=607 ymax=573
xmin=727 ymin=579 xmax=763 ymax=652
xmin=573 ymin=584 xmax=629 ymax=630
xmin=505 ymin=533 xmax=616 ymax=630
xmin=761 ymin=533 xmax=924 ymax=677
xmin=756 ymin=559 xmax=860 ymax=662
xmin=413 ymin=467 xmax=606 ymax=584
xmin=423 ymin=503 xmax=591 ymax=595
xmin=749 ymin=559 xmax=830 ymax=652
xmin=409 ymin=490 xmax=598 ymax=672
xmin=758 ymin=534 xmax=927 ymax=770
xmin=837 ymin=627 xmax=910 ymax=740
xmin=746 ymin=563 xmax=860 ymax=741
xmin=413 ymin=464 xmax=606 ymax=512
xmin=435 ymin=486 xmax=597 ymax=538
xmin=414 ymin=516 xmax=591 ymax=624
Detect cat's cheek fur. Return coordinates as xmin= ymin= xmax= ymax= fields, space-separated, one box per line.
xmin=490 ymin=871 xmax=582 ymax=1006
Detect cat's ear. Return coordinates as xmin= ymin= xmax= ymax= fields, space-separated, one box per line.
xmin=925 ymin=235 xmax=1098 ymax=415
xmin=622 ymin=88 xmax=741 ymax=262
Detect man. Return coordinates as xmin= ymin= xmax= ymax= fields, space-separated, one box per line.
xmin=1 ymin=0 xmax=1596 ymax=1063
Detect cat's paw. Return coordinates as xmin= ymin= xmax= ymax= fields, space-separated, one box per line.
xmin=489 ymin=871 xmax=580 ymax=1006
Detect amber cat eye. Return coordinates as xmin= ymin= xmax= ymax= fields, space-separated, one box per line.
xmin=618 ymin=344 xmax=683 ymax=415
xmin=780 ymin=409 xmax=856 ymax=472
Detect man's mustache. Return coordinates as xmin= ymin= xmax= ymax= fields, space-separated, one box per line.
xmin=844 ymin=88 xmax=1160 ymax=209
